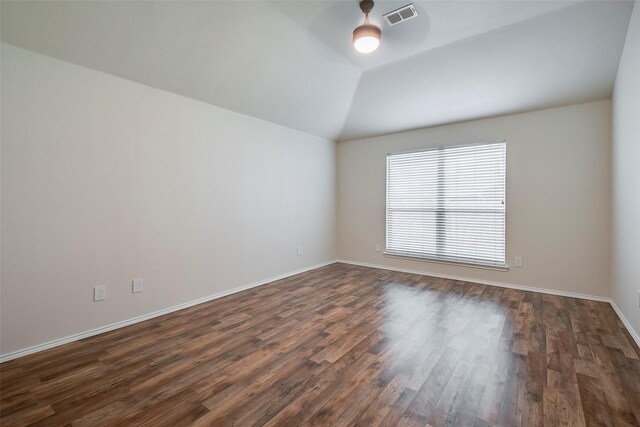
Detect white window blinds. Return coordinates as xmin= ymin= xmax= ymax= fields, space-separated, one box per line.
xmin=386 ymin=141 xmax=506 ymax=268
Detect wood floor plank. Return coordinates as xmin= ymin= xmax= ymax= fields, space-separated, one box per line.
xmin=1 ymin=263 xmax=639 ymax=426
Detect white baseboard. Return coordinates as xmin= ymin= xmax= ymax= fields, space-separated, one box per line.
xmin=4 ymin=258 xmax=637 ymax=363
xmin=336 ymin=259 xmax=610 ymax=302
xmin=609 ymin=299 xmax=640 ymax=349
xmin=0 ymin=260 xmax=339 ymax=363
xmin=337 ymin=259 xmax=640 ymax=349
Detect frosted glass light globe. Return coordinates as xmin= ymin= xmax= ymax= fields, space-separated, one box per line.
xmin=354 ymin=35 xmax=380 ymax=53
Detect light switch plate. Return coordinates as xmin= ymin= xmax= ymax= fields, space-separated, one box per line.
xmin=132 ymin=278 xmax=143 ymax=293
xmin=514 ymin=256 xmax=523 ymax=268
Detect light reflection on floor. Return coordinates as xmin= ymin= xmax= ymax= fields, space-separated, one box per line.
xmin=379 ymin=282 xmax=509 ymax=383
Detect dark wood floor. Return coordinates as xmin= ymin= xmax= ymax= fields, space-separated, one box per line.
xmin=1 ymin=263 xmax=639 ymax=426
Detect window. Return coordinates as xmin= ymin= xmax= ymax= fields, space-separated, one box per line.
xmin=386 ymin=141 xmax=506 ymax=268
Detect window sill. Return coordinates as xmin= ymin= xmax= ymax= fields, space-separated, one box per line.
xmin=383 ymin=252 xmax=510 ymax=271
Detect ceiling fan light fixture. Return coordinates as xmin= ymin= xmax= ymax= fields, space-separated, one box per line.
xmin=353 ymin=24 xmax=381 ymax=54
xmin=353 ymin=0 xmax=381 ymax=54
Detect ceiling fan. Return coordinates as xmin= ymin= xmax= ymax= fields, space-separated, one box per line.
xmin=352 ymin=0 xmax=381 ymax=54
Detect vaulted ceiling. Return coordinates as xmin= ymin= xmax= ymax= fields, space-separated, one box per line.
xmin=1 ymin=0 xmax=634 ymax=141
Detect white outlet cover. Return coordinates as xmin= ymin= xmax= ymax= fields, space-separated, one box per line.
xmin=94 ymin=285 xmax=106 ymax=301
xmin=375 ymin=244 xmax=382 ymax=252
xmin=297 ymin=246 xmax=302 ymax=256
xmin=514 ymin=257 xmax=523 ymax=268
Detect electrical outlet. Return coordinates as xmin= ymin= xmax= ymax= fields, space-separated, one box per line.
xmin=132 ymin=278 xmax=143 ymax=293
xmin=94 ymin=285 xmax=106 ymax=302
xmin=297 ymin=246 xmax=302 ymax=256
xmin=514 ymin=256 xmax=523 ymax=268
xmin=375 ymin=244 xmax=382 ymax=252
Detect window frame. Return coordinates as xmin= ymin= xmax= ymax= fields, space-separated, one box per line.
xmin=384 ymin=140 xmax=508 ymax=271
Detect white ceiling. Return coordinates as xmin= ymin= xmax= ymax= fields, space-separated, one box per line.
xmin=1 ymin=1 xmax=634 ymax=141
xmin=273 ymin=0 xmax=585 ymax=71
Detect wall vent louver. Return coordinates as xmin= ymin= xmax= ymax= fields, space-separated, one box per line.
xmin=383 ymin=4 xmax=418 ymax=27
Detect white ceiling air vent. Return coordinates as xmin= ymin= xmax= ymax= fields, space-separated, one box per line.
xmin=383 ymin=4 xmax=418 ymax=26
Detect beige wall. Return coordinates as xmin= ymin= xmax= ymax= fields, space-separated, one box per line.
xmin=0 ymin=44 xmax=337 ymax=356
xmin=338 ymin=100 xmax=612 ymax=297
xmin=612 ymin=3 xmax=640 ymax=336
xmin=0 ymin=42 xmax=624 ymax=358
